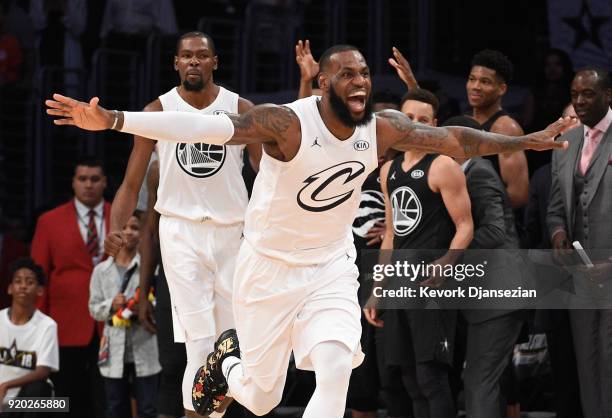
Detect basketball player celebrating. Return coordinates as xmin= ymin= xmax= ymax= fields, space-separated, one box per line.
xmin=46 ymin=45 xmax=575 ymax=418
xmin=102 ymin=31 xmax=260 ymax=418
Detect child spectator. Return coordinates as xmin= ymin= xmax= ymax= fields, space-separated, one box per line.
xmin=88 ymin=212 xmax=160 ymax=418
xmin=0 ymin=258 xmax=59 ymax=410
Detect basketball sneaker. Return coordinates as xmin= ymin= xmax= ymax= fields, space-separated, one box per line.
xmin=192 ymin=329 xmax=240 ymax=415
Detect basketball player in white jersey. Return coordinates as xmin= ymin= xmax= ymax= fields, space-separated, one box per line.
xmin=101 ymin=31 xmax=260 ymax=418
xmin=47 ymin=45 xmax=576 ymax=418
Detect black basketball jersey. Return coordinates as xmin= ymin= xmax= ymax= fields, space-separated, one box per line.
xmin=480 ymin=109 xmax=509 ymax=175
xmin=386 ymin=153 xmax=455 ymax=250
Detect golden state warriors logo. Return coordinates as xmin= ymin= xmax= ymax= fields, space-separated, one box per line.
xmin=390 ymin=186 xmax=422 ymax=236
xmin=175 ymin=110 xmax=227 ymax=178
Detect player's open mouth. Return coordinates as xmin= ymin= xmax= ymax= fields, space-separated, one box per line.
xmin=347 ymin=92 xmax=366 ymax=113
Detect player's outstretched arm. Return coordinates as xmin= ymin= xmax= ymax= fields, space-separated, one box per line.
xmin=376 ymin=109 xmax=576 ymax=158
xmin=46 ymin=93 xmax=299 ymax=146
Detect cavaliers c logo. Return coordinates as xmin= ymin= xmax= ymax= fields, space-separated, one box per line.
xmin=297 ymin=161 xmax=365 ymax=212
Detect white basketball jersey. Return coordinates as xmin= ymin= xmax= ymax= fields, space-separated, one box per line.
xmin=244 ymin=96 xmax=378 ymax=265
xmin=155 ymin=87 xmax=248 ymax=224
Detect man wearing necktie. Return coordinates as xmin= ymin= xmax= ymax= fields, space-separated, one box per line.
xmin=31 ymin=156 xmax=110 ymax=417
xmin=547 ymin=67 xmax=612 ymax=418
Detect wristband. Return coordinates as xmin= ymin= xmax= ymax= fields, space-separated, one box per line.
xmin=110 ymin=110 xmax=120 ymax=130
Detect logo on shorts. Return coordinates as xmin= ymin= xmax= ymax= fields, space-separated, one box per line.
xmin=411 ymin=169 xmax=424 ymax=179
xmin=390 ymin=186 xmax=422 ymax=236
xmin=297 ymin=161 xmax=365 ymax=212
xmin=353 ymin=140 xmax=369 ymax=151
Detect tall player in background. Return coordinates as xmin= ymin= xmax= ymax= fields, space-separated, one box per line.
xmin=47 ymin=44 xmax=575 ymax=418
xmin=466 ymin=49 xmax=529 ymax=209
xmin=103 ymin=31 xmax=260 ymax=418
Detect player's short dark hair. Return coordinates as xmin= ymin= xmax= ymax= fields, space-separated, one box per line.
xmin=372 ymin=90 xmax=401 ymax=107
xmin=74 ymin=156 xmax=105 ymax=175
xmin=471 ymin=49 xmax=514 ymax=84
xmin=176 ymin=31 xmax=216 ymax=56
xmin=8 ymin=258 xmax=46 ymax=286
xmin=319 ymin=44 xmax=361 ymax=72
xmin=400 ymin=88 xmax=440 ymax=116
xmin=441 ymin=115 xmax=482 ymax=130
xmin=576 ymin=66 xmax=611 ymax=90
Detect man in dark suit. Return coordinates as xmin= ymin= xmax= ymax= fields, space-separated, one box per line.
xmin=31 ymin=156 xmax=110 ymax=417
xmin=547 ymin=67 xmax=612 ymax=418
xmin=443 ymin=116 xmax=525 ymax=418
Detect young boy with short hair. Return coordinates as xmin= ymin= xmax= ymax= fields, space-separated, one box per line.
xmin=89 ymin=212 xmax=160 ymax=418
xmin=0 ymin=258 xmax=59 ymax=410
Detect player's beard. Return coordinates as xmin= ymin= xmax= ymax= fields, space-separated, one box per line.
xmin=329 ymin=84 xmax=373 ymax=128
xmin=183 ymin=77 xmax=204 ymax=91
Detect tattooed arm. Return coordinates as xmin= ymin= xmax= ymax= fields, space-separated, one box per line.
xmin=45 ymin=94 xmax=300 ymax=147
xmin=375 ymin=109 xmax=575 ymax=159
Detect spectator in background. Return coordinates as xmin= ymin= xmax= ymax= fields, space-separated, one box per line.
xmin=0 ymin=258 xmax=59 ymax=412
xmin=466 ymin=49 xmax=529 ymax=209
xmin=89 ymin=211 xmax=160 ymax=418
xmin=100 ymin=0 xmax=177 ymax=55
xmin=367 ymin=88 xmax=473 ymax=418
xmin=31 ymin=156 xmax=110 ymax=418
xmin=444 ymin=115 xmax=526 ymax=418
xmin=0 ymin=3 xmax=22 ymax=86
xmin=546 ymin=67 xmax=612 ymax=418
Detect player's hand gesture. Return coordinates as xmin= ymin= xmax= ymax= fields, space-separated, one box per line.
xmin=525 ymin=116 xmax=577 ymax=151
xmin=295 ymin=39 xmax=319 ymax=82
xmin=46 ymin=94 xmax=115 ymax=131
xmin=388 ymin=47 xmax=419 ymax=90
xmin=105 ymin=231 xmax=125 ymax=257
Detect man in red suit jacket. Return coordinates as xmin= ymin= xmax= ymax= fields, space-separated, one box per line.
xmin=31 ymin=156 xmax=110 ymax=418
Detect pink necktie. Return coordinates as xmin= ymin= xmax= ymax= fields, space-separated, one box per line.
xmin=580 ymin=129 xmax=601 ymax=175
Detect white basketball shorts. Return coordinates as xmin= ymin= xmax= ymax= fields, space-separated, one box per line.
xmin=159 ymin=216 xmax=242 ymax=343
xmin=233 ymin=239 xmax=365 ymax=392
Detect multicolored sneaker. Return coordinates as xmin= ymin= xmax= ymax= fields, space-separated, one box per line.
xmin=192 ymin=329 xmax=240 ymax=416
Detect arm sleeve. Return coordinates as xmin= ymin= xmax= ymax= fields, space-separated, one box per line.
xmin=120 ymin=111 xmax=235 ymax=144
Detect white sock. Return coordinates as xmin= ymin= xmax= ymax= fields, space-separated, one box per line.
xmin=209 ymin=411 xmax=225 ymax=418
xmin=222 ymin=356 xmax=242 ymax=397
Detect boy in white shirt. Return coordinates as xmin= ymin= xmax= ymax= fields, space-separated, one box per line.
xmin=0 ymin=258 xmax=59 ymax=411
